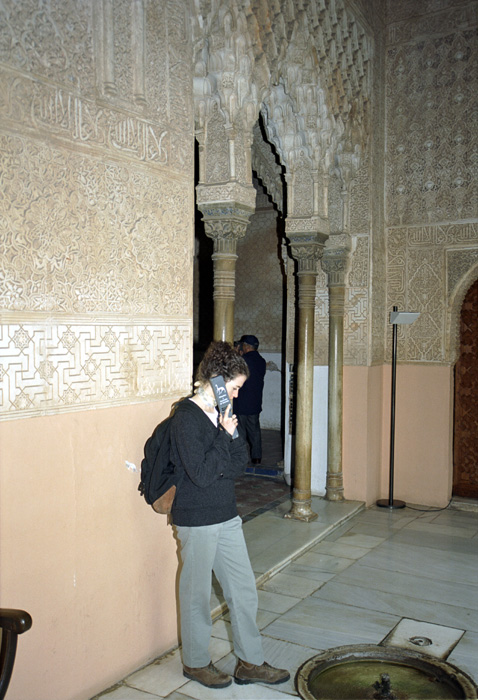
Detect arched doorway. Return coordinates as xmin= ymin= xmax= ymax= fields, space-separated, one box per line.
xmin=453 ymin=277 xmax=478 ymax=499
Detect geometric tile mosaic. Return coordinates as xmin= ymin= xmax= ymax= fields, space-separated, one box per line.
xmin=0 ymin=316 xmax=192 ymax=420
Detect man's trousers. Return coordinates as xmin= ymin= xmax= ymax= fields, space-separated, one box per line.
xmin=237 ymin=413 xmax=262 ymax=461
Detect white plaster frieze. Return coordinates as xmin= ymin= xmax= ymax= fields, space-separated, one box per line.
xmin=0 ymin=67 xmax=194 ymax=172
xmin=0 ymin=317 xmax=192 ymax=421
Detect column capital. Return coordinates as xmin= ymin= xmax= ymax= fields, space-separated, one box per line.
xmin=286 ymin=217 xmax=328 ymax=274
xmin=197 ymin=183 xmax=255 ymax=253
xmin=198 ymin=205 xmax=254 ymax=254
xmin=321 ymin=233 xmax=352 ymax=286
xmin=196 ymin=182 xmax=256 ymax=211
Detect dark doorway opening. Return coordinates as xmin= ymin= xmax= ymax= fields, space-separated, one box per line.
xmin=453 ymin=277 xmax=478 ymax=499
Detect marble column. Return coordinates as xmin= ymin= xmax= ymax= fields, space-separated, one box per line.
xmin=285 ymin=226 xmax=328 ymax=522
xmin=321 ymin=237 xmax=351 ymax=501
xmin=196 ymin=199 xmax=254 ymax=343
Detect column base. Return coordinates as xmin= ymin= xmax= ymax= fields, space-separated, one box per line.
xmin=325 ymin=490 xmax=345 ymax=502
xmin=325 ymin=485 xmax=344 ymax=501
xmin=284 ymin=499 xmax=318 ymax=522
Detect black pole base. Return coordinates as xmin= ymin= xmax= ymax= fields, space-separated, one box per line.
xmin=376 ymin=499 xmax=406 ymax=509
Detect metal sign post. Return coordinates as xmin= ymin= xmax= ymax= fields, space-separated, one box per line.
xmin=377 ymin=306 xmax=420 ymax=509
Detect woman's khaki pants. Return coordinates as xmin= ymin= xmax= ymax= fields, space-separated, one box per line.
xmin=175 ymin=516 xmax=264 ymax=668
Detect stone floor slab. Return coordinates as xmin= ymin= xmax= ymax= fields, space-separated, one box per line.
xmin=381 ymin=618 xmax=465 ymax=659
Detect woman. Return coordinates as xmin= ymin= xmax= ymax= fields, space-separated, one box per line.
xmin=169 ymin=340 xmax=290 ymax=689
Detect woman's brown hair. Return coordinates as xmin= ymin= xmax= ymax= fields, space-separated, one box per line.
xmin=196 ymin=341 xmax=249 ymax=384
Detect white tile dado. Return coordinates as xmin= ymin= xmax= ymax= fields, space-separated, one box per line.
xmin=382 ymin=618 xmax=465 ymax=659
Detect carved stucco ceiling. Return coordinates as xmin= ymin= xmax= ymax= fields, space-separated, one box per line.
xmin=191 ymin=0 xmax=373 ymax=174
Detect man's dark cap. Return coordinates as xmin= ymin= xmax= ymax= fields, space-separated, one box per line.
xmin=240 ymin=334 xmax=259 ymax=348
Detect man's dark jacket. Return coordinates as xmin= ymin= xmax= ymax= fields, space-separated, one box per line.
xmin=233 ymin=350 xmax=266 ymax=415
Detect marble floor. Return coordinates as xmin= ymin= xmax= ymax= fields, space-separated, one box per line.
xmin=93 ymin=498 xmax=478 ymax=699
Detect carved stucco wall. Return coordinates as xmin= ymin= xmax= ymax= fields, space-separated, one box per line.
xmin=385 ymin=0 xmax=478 ymax=364
xmin=0 ymin=0 xmax=194 ymax=420
xmin=310 ymin=1 xmax=383 ymax=368
xmin=312 ymin=0 xmax=477 ymax=367
xmin=235 ymin=182 xmax=284 ymax=353
xmin=2 ymin=0 xmax=475 ymax=423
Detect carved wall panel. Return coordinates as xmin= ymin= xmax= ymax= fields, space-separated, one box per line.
xmin=385 ymin=0 xmax=477 ymax=363
xmin=344 ymin=288 xmax=369 ymax=365
xmin=345 ymin=235 xmax=370 ymax=365
xmin=0 ymin=0 xmax=95 ymax=92
xmin=0 ymin=0 xmax=194 ymax=420
xmin=386 ymin=0 xmax=476 ymax=36
xmin=369 ymin=24 xmax=387 ymax=368
xmin=0 ymin=135 xmax=192 ymax=317
xmin=144 ymin=0 xmax=193 ymax=165
xmin=0 ymin=318 xmax=191 ymax=419
xmin=204 ymin=104 xmax=230 ymax=183
xmin=315 ymin=237 xmax=372 ymax=366
xmin=387 ymin=224 xmax=478 ymax=363
xmin=350 ymin=157 xmax=372 ymax=236
xmin=112 ymin=0 xmax=135 ymax=100
xmin=328 ymin=173 xmax=344 ymax=235
xmin=386 ymin=2 xmax=476 ymax=227
xmin=0 ymin=134 xmax=193 ymax=418
xmin=290 ymin=156 xmax=315 ymax=218
xmin=314 ymin=271 xmax=329 ymax=366
xmin=235 ymin=186 xmax=284 ymax=353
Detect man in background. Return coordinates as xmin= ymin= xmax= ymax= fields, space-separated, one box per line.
xmin=233 ymin=335 xmax=266 ymax=465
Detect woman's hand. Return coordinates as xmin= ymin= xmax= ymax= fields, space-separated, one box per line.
xmin=219 ymin=405 xmax=238 ymax=437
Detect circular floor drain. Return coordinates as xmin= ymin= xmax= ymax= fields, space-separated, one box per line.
xmin=409 ymin=636 xmax=433 ymax=647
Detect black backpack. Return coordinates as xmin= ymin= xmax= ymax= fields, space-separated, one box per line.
xmin=138 ymin=402 xmax=182 ymax=514
xmin=138 ymin=398 xmax=196 ymax=514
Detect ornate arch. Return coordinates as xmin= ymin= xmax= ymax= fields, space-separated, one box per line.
xmin=447 ymin=260 xmax=478 ymax=365
xmin=192 ymin=0 xmax=374 ymax=189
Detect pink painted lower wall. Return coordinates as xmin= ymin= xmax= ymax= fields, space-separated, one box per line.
xmin=342 ymin=365 xmax=384 ymax=505
xmin=343 ymin=364 xmax=453 ymax=508
xmin=0 ymin=401 xmax=181 ymax=700
xmin=380 ymin=364 xmax=454 ymax=508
